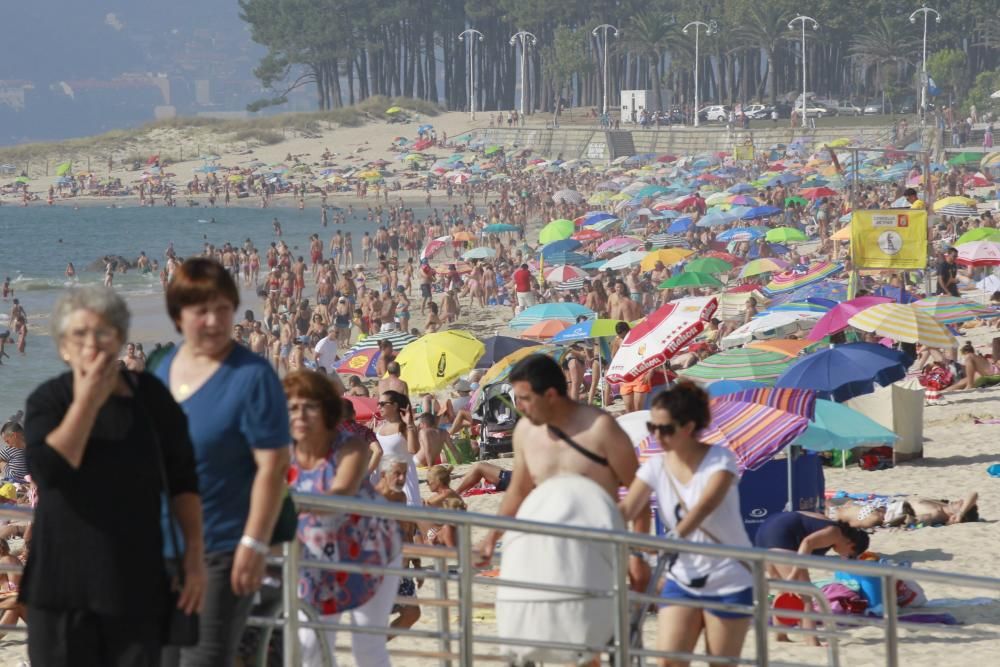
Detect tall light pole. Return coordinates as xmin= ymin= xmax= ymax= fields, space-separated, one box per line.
xmin=592 ymin=24 xmax=619 ymax=117
xmin=910 ymin=4 xmax=941 ymax=125
xmin=788 ymin=16 xmax=819 ymax=128
xmin=458 ymin=29 xmax=484 ymax=121
xmin=509 ymin=31 xmax=538 ymax=117
xmin=683 ymin=20 xmax=714 ymax=127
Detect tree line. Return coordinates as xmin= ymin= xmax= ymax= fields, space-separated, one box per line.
xmin=238 ymin=0 xmax=1000 ymax=115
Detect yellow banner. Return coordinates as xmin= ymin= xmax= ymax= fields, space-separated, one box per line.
xmin=733 ymin=144 xmax=755 ymax=161
xmin=850 ymin=209 xmax=927 ymax=269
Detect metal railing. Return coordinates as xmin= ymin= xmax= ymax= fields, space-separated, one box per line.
xmin=2 ymin=499 xmax=999 ymax=665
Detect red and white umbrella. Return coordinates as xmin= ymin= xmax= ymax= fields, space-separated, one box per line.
xmin=956 ymin=241 xmax=1000 ymax=267
xmin=607 ymin=296 xmax=718 ymax=383
xmin=543 ymin=264 xmax=587 ymax=282
xmin=420 ymin=235 xmax=451 ymax=260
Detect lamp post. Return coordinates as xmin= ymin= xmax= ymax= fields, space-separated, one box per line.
xmin=509 ymin=31 xmax=538 ymax=117
xmin=458 ymin=29 xmax=484 ymax=121
xmin=682 ymin=20 xmax=714 ymax=127
xmin=788 ymin=16 xmax=819 ymax=128
xmin=910 ymin=4 xmax=941 ymax=125
xmin=592 ymin=24 xmax=619 ymax=117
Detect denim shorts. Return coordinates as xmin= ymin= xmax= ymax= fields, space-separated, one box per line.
xmin=660 ymin=579 xmax=753 ymax=619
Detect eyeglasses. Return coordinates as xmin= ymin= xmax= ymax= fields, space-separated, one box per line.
xmin=646 ymin=422 xmax=677 ymax=436
xmin=287 ymin=401 xmax=322 ymax=415
xmin=65 ymin=327 xmax=117 ymax=346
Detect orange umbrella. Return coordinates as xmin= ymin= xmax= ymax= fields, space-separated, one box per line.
xmin=452 ymin=231 xmax=476 ymax=242
xmin=747 ymin=339 xmax=816 ymax=357
xmin=520 ymin=320 xmax=570 ymax=341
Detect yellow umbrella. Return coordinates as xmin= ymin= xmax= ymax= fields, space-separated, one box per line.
xmin=640 ymin=247 xmax=694 ymax=271
xmin=827 ymin=138 xmax=852 ymax=148
xmin=847 ymin=303 xmax=956 ymax=348
xmin=395 ymin=330 xmax=485 ymax=392
xmin=932 ymin=195 xmax=977 ymax=212
xmin=386 ymin=106 xmax=403 ymax=114
xmin=982 ymin=152 xmax=1000 ymax=168
xmin=830 ymin=224 xmax=852 ymax=241
xmin=356 ymin=170 xmax=381 ymax=179
xmin=588 ymin=192 xmax=614 ymax=204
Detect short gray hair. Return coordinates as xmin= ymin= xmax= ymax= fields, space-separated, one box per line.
xmin=380 ymin=455 xmax=409 ymax=474
xmin=51 ymin=286 xmax=131 ymax=341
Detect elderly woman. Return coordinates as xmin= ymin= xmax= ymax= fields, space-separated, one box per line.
xmin=155 ymin=258 xmax=290 ymax=667
xmin=284 ymin=370 xmax=401 ymax=667
xmin=23 ymin=286 xmax=203 ymax=666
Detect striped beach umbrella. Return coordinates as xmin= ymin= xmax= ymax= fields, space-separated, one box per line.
xmin=555 ymin=277 xmax=587 ymax=291
xmin=912 ymin=296 xmax=998 ymax=324
xmin=847 ymin=303 xmax=956 ymax=347
xmin=721 ymin=311 xmax=821 ymax=349
xmin=596 ymin=236 xmax=643 ymax=255
xmin=956 ymin=241 xmax=1000 ymax=267
xmin=715 ymin=386 xmax=817 ymax=419
xmin=543 ymin=264 xmax=587 ymax=283
xmin=701 ymin=400 xmax=810 ymax=473
xmin=348 ymin=330 xmax=418 ymax=353
xmin=678 ymin=348 xmax=793 ymax=384
xmin=763 ymin=261 xmax=843 ymax=296
xmin=647 ymin=232 xmax=690 ymax=248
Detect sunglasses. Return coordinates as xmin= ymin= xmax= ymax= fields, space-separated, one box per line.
xmin=646 ymin=422 xmax=677 ymax=436
xmin=377 ymin=401 xmax=393 ymax=407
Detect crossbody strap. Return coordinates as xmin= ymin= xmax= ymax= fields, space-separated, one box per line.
xmin=547 ymin=424 xmax=610 ymax=467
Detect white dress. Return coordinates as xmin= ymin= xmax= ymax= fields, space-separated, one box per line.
xmin=375 ymin=429 xmax=420 ymax=506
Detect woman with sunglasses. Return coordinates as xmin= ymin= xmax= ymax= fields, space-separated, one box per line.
xmin=375 ymin=391 xmax=420 ymax=505
xmin=620 ymin=383 xmax=753 ymax=666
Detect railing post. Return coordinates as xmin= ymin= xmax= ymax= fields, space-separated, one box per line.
xmin=436 ymin=554 xmax=453 ymax=667
xmin=458 ymin=525 xmax=475 ymax=666
xmin=752 ymin=559 xmax=770 ymax=667
xmin=882 ymin=575 xmax=899 ymax=667
xmin=282 ymin=539 xmax=301 ymax=667
xmin=614 ymin=542 xmax=631 ymax=667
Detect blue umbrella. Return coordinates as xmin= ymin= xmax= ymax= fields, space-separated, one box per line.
xmin=707 ymin=380 xmax=770 ymax=397
xmin=765 ymin=297 xmax=839 ymax=314
xmin=539 ymin=239 xmax=582 ymax=258
xmin=773 ymin=173 xmax=801 ymax=185
xmin=510 ymin=303 xmax=596 ymax=330
xmin=541 ymin=250 xmax=591 ymax=266
xmin=873 ymin=285 xmax=918 ymax=304
xmin=771 ymin=282 xmax=848 ymax=306
xmin=668 ymin=217 xmax=694 ymax=233
xmin=418 ymin=124 xmax=433 ymax=132
xmin=774 ymin=343 xmax=909 ymax=402
xmin=794 ymin=400 xmax=898 ymax=451
xmin=767 ymin=243 xmax=791 ymax=255
xmin=696 ymin=211 xmax=738 ymax=228
xmin=483 ymin=223 xmax=519 ymax=233
xmin=728 ymin=183 xmax=756 ymax=194
xmin=718 ymin=227 xmax=765 ymax=242
xmin=583 ymin=211 xmax=617 ymax=225
xmin=476 ymin=336 xmax=541 ymax=369
xmin=741 ymin=206 xmax=782 ymax=220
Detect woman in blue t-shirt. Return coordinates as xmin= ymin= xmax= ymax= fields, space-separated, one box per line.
xmin=157 ymin=258 xmax=290 ymax=666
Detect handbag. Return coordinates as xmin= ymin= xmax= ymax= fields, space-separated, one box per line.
xmin=125 ymin=371 xmax=200 ymax=647
xmin=270 ymin=492 xmax=298 ymax=545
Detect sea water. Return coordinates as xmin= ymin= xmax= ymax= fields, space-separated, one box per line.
xmin=0 ymin=204 xmax=377 ymax=418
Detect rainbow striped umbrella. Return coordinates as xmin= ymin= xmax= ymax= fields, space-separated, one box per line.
xmin=847 ymin=303 xmax=956 ymax=347
xmin=912 ymin=296 xmax=998 ymax=324
xmin=714 ymin=387 xmax=818 ymax=419
xmin=678 ymin=348 xmax=793 ymax=384
xmin=763 ymin=261 xmax=844 ymax=296
xmin=702 ymin=399 xmax=810 ymax=473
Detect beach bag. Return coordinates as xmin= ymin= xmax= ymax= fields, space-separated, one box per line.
xmin=896 ymin=580 xmax=927 ymax=608
xmin=821 ymin=583 xmax=867 ymax=615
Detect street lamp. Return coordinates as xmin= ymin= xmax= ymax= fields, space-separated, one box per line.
xmin=458 ymin=29 xmax=484 ymax=121
xmin=682 ymin=20 xmax=715 ymax=127
xmin=509 ymin=31 xmax=538 ymax=117
xmin=592 ymin=24 xmax=619 ymax=117
xmin=910 ymin=4 xmax=941 ymax=124
xmin=788 ymin=15 xmax=819 ymax=128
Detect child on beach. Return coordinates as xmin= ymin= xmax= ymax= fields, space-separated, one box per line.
xmin=421 ymin=464 xmax=467 ymax=547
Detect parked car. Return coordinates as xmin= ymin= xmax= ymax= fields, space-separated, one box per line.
xmin=743 ymin=104 xmax=769 ymax=119
xmin=698 ymin=105 xmax=731 ymax=122
xmin=863 ymin=100 xmax=883 ymax=114
xmin=832 ymin=100 xmax=863 ymax=116
xmin=793 ymin=102 xmax=833 ymax=118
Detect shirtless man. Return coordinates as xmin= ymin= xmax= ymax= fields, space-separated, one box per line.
xmin=292 ymin=257 xmax=307 ymax=303
xmin=287 ymin=338 xmax=306 ymax=372
xmin=377 ymin=361 xmax=409 ymax=396
xmin=121 ymin=343 xmax=145 ymax=371
xmin=248 ymin=321 xmax=270 ymax=357
xmin=415 ymin=413 xmax=458 ymax=467
xmin=609 ymin=281 xmax=641 ymax=322
xmin=278 ymin=314 xmax=294 ymax=372
xmin=476 ymin=354 xmax=649 ymax=583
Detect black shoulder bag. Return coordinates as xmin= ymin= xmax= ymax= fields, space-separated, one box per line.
xmin=125 ymin=371 xmax=200 ymax=647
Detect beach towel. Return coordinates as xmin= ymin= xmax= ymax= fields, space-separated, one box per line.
xmin=496 ymin=475 xmax=623 ymax=664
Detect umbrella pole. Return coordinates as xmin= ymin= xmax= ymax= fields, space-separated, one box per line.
xmin=786 ymin=446 xmax=795 ymax=512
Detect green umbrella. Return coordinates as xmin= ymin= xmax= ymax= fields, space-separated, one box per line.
xmin=659 ymin=272 xmax=725 ymax=289
xmin=785 ymin=196 xmax=808 ymax=207
xmin=14 ymin=176 xmax=28 ymax=184
xmin=956 ymin=228 xmax=1000 ymax=245
xmin=538 ymin=218 xmax=575 ymax=244
xmin=947 ymin=152 xmax=982 ymax=166
xmin=766 ymin=227 xmax=808 ymax=243
xmin=484 ymin=145 xmax=502 ymax=156
xmin=55 ymin=161 xmax=72 ymax=177
xmin=386 ymin=106 xmax=403 ymax=114
xmin=684 ymin=257 xmax=733 ymax=274
xmin=678 ymin=348 xmax=792 ymax=383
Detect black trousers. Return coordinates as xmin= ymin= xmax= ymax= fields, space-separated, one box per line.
xmin=28 ymin=606 xmax=162 ymax=667
xmin=161 ymin=551 xmax=254 ymax=667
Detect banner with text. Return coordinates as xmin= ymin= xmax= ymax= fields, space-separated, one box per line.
xmin=850 ymin=209 xmax=927 ymax=269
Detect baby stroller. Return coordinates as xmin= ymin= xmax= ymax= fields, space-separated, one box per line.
xmin=474 ymin=381 xmax=517 ymax=460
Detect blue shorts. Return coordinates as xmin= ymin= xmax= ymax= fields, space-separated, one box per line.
xmin=660 ymin=579 xmax=753 ymax=619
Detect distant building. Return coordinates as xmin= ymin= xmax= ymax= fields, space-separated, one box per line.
xmin=0 ymin=81 xmax=34 ymax=112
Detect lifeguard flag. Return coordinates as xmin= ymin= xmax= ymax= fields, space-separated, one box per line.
xmin=850 ymin=209 xmax=928 ymax=269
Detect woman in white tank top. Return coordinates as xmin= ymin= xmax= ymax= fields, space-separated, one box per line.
xmin=375 ymin=390 xmax=421 ymax=505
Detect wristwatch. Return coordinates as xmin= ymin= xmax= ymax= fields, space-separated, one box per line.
xmin=240 ymin=535 xmax=270 ymax=556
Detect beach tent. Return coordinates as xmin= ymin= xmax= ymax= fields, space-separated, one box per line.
xmin=845 ymin=381 xmax=925 ymax=462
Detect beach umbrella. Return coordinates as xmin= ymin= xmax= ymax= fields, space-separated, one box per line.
xmin=539 ymin=239 xmax=583 ymax=258
xmin=476 ymin=336 xmax=541 ymax=369
xmin=684 ymin=257 xmax=733 ymax=274
xmin=659 ymin=272 xmax=725 ymax=289
xmin=420 ymin=235 xmax=450 ymax=260
xmin=741 ymin=206 xmax=783 ymax=220
xmin=538 ymin=218 xmax=576 ymax=244
xmin=483 ymin=223 xmax=519 ymax=234
xmin=848 ymin=303 xmax=956 ymax=347
xmin=678 ymin=348 xmax=793 ymax=384
xmin=773 ymin=281 xmax=848 ymax=306
xmin=484 ymin=145 xmax=502 ymax=156
xmin=348 ymin=330 xmax=418 ymax=353
xmin=805 ymin=296 xmax=893 ymax=341
xmin=763 ymin=262 xmax=843 ymax=296
xmin=544 ymin=251 xmax=592 ymax=266
xmin=696 ymin=211 xmax=738 ymax=228
xmin=706 ymin=380 xmax=770 ymax=396
xmin=606 ymin=297 xmax=717 ymax=382
xmin=476 ymin=344 xmax=572 ymax=390
xmin=571 ymin=228 xmax=604 ymax=241
xmin=386 ymin=106 xmax=403 ymax=114
xmin=543 ymin=264 xmax=587 ymax=283
xmin=714 ymin=387 xmax=817 ymax=419
xmin=55 ymin=161 xmax=72 ymax=177
xmin=746 ymin=339 xmax=818 ymax=357
xmin=721 ymin=312 xmax=820 ymax=349
xmin=956 ymin=228 xmax=1000 ymax=245
xmin=718 ymin=227 xmax=766 ymax=243
xmin=699 ymin=401 xmax=810 ymax=473
xmin=667 ymin=217 xmax=695 ymax=234
xmin=600 ymin=249 xmax=648 ymax=271
xmin=552 ymin=189 xmax=585 ymax=204
xmin=765 ymin=227 xmax=808 ymax=243
xmin=912 ymin=296 xmax=998 ymax=324
xmin=395 ymin=330 xmax=485 ymax=392
xmin=947 ymin=152 xmax=982 ymax=167
xmin=936 ymin=203 xmax=979 ymax=218
xmin=551 ymin=319 xmax=625 ymax=343
xmin=344 ymin=395 xmax=378 ymax=422
xmin=799 ymin=186 xmax=837 ymax=199
xmin=774 ymin=342 xmax=910 ymax=401
xmin=596 ymin=236 xmax=643 ymax=255
xmin=640 ymin=248 xmax=694 ymax=271
xmin=462 ymin=247 xmax=497 ymax=261
xmin=956 ymin=241 xmax=1000 ymax=267
xmin=765 ymin=297 xmax=838 ymax=315
xmin=728 ymin=183 xmax=756 ymax=194
xmin=509 ymin=303 xmax=595 ymax=330
xmin=520 ymin=320 xmax=571 ymax=341
xmin=335 ymin=347 xmax=383 ymax=377
xmin=738 ymin=258 xmax=789 ymax=279
xmin=785 ymin=196 xmax=808 ymax=207
xmin=794 ymin=400 xmax=898 ymax=451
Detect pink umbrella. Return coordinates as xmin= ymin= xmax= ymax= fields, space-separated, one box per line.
xmin=805 ymin=296 xmax=893 ymax=341
xmin=596 ymin=236 xmax=643 ymax=255
xmin=607 ymin=296 xmax=717 ymax=382
xmin=420 ymin=235 xmax=450 ymax=260
xmin=543 ymin=264 xmax=587 ymax=282
xmin=956 ymin=241 xmax=1000 ymax=267
xmin=702 ymin=399 xmax=810 ymax=473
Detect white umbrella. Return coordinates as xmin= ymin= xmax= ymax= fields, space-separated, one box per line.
xmin=720 ymin=311 xmax=820 ymax=349
xmin=991 ymin=90 xmax=1000 ymax=99
xmin=599 ymin=249 xmax=648 ymax=271
xmin=552 ymin=189 xmax=584 ymax=204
